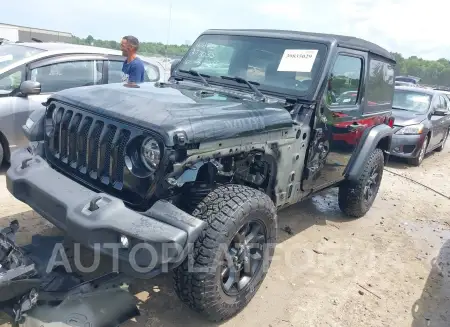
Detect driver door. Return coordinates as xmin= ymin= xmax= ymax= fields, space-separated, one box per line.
xmin=302 ymin=49 xmax=368 ymax=191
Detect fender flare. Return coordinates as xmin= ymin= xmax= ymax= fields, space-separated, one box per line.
xmin=345 ymin=124 xmax=393 ymax=182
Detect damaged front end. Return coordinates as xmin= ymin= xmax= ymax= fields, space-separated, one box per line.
xmin=0 ymin=220 xmax=140 ymax=327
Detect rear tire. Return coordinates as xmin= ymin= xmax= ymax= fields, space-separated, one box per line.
xmin=173 ymin=184 xmax=277 ymax=322
xmin=338 ymin=148 xmax=384 ymax=218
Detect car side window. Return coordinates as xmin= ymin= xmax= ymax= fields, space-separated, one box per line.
xmin=31 ymin=60 xmax=102 ymax=93
xmin=108 ymin=60 xmax=160 ymax=83
xmin=431 ymin=96 xmax=441 ymax=110
xmin=439 ymin=95 xmax=447 ymax=110
xmin=0 ymin=69 xmax=22 ymax=95
xmin=108 ymin=61 xmax=124 ymax=83
xmin=365 ymin=58 xmax=395 ymax=112
xmin=444 ymin=95 xmax=450 ymax=111
xmin=327 ymin=54 xmax=363 ymax=107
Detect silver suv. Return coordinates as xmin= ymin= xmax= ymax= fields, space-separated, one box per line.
xmin=0 ymin=42 xmax=166 ymax=165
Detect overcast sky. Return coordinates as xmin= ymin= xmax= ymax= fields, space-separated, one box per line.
xmin=3 ymin=0 xmax=448 ymax=60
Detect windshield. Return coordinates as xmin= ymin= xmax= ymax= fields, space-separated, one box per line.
xmin=0 ymin=44 xmax=45 ymax=70
xmin=175 ymin=34 xmax=328 ymax=97
xmin=392 ymin=89 xmax=431 ymax=113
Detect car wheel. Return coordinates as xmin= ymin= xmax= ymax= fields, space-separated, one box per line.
xmin=436 ymin=129 xmax=449 ymax=152
xmin=409 ymin=135 xmax=429 ymax=166
xmin=338 ymin=148 xmax=384 ymax=218
xmin=173 ymin=184 xmax=277 ymax=322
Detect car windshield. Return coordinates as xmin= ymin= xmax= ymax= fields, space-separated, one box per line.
xmin=392 ymin=89 xmax=432 ymax=114
xmin=0 ymin=44 xmax=45 ymax=70
xmin=175 ymin=34 xmax=328 ymax=97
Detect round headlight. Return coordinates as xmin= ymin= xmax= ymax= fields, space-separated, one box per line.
xmin=141 ymin=137 xmax=161 ymax=170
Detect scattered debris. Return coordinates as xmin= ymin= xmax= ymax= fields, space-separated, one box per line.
xmin=357 ymin=283 xmax=382 ymax=299
xmin=313 ymin=249 xmax=324 ymax=255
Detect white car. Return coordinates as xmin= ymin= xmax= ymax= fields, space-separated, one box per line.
xmin=0 ymin=42 xmax=166 ymax=165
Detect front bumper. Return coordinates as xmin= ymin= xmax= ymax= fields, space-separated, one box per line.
xmin=388 ymin=133 xmax=424 ymax=158
xmin=6 ymin=148 xmax=206 ymax=279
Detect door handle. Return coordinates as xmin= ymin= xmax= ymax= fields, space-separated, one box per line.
xmin=348 ymin=123 xmax=365 ymax=131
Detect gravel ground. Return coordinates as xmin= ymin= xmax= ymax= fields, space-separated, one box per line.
xmin=0 ymin=143 xmax=449 ymax=327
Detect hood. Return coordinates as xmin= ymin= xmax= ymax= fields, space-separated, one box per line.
xmin=48 ymin=82 xmax=294 ymax=146
xmin=391 ymin=109 xmax=427 ymax=127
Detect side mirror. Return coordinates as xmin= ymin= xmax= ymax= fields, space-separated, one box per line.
xmin=433 ymin=108 xmax=448 ymax=116
xmin=170 ymin=59 xmax=181 ymax=76
xmin=19 ymin=80 xmax=41 ymax=96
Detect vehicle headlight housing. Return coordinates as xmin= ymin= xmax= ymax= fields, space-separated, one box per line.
xmin=395 ymin=123 xmax=424 ymax=135
xmin=141 ymin=137 xmax=161 ymax=170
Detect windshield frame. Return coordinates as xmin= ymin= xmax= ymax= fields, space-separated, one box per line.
xmin=173 ymin=33 xmax=329 ymax=100
xmin=392 ymin=89 xmax=433 ymax=114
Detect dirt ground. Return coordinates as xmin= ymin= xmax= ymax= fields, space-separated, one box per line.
xmin=0 ymin=144 xmax=449 ymax=327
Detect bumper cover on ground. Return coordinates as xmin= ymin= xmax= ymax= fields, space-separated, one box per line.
xmin=6 ymin=148 xmax=206 ymax=278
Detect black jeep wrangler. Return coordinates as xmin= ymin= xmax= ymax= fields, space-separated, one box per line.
xmin=1 ymin=29 xmax=396 ymax=325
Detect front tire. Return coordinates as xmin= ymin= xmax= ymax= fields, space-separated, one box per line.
xmin=409 ymin=134 xmax=429 ymax=166
xmin=338 ymin=148 xmax=384 ymax=218
xmin=173 ymin=184 xmax=277 ymax=322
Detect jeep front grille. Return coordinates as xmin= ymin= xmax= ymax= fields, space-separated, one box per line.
xmin=43 ymin=101 xmax=153 ymax=206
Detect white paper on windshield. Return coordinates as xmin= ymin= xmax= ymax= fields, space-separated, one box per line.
xmin=0 ymin=54 xmax=13 ymax=63
xmin=277 ymin=49 xmax=318 ymax=72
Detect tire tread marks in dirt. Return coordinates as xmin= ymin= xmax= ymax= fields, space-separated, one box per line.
xmin=173 ymin=184 xmax=277 ymax=322
xmin=338 ymin=148 xmax=384 ymax=218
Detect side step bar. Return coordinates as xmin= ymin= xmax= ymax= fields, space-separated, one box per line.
xmin=0 ymin=221 xmax=140 ymax=327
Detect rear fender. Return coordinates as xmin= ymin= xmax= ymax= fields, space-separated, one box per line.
xmin=345 ymin=124 xmax=393 ymax=182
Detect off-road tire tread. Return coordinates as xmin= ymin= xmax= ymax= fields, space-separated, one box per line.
xmin=173 ymin=184 xmax=277 ymax=322
xmin=338 ymin=148 xmax=384 ymax=218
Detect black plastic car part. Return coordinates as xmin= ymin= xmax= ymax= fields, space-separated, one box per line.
xmin=0 ymin=221 xmax=140 ymax=326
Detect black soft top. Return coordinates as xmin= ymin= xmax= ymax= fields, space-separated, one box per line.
xmin=202 ymin=29 xmax=395 ymax=63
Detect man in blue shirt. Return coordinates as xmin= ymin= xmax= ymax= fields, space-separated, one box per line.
xmin=120 ymin=35 xmax=145 ymax=86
